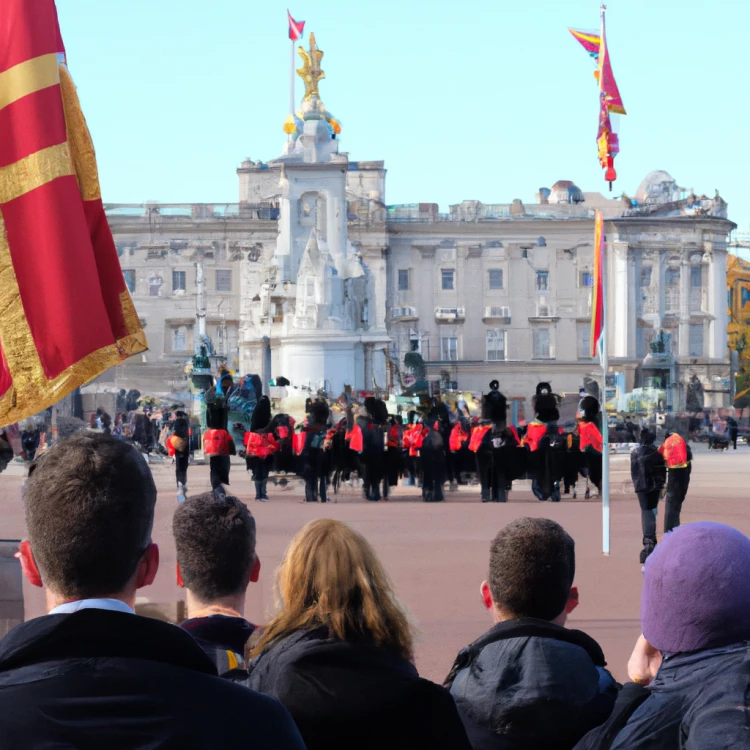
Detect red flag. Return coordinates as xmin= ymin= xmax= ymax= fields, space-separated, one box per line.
xmin=287 ymin=10 xmax=305 ymax=41
xmin=0 ymin=0 xmax=147 ymax=427
xmin=590 ymin=211 xmax=604 ymax=359
xmin=597 ymin=10 xmax=626 ymax=115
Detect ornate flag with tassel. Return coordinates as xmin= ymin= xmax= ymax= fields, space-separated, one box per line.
xmin=0 ymin=0 xmax=147 ymax=427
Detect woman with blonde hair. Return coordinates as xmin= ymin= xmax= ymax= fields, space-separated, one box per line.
xmin=246 ymin=519 xmax=470 ymax=750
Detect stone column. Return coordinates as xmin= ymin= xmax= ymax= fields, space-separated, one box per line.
xmin=363 ymin=343 xmax=373 ymax=390
xmin=611 ymin=242 xmax=629 ymax=358
xmin=709 ymin=249 xmax=728 ymax=360
xmin=678 ymin=252 xmax=690 ymax=358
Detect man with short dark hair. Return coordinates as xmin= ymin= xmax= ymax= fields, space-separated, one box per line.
xmin=1 ymin=433 xmax=304 ymax=749
xmin=174 ymin=490 xmax=261 ymax=676
xmin=445 ymin=518 xmax=616 ymax=750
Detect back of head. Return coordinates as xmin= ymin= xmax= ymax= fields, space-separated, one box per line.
xmin=640 ymin=428 xmax=655 ymax=446
xmin=24 ymin=433 xmax=156 ymax=599
xmin=642 ymin=522 xmax=750 ymax=653
xmin=489 ymin=518 xmax=575 ymax=621
xmin=255 ymin=518 xmax=413 ymax=661
xmin=536 ymin=382 xmax=552 ymax=397
xmin=173 ymin=491 xmax=256 ymax=602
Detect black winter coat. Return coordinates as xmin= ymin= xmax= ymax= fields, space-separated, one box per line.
xmin=247 ymin=626 xmax=471 ymax=750
xmin=630 ymin=444 xmax=666 ymax=493
xmin=0 ymin=609 xmax=304 ymax=750
xmin=446 ymin=618 xmax=617 ymax=750
xmin=574 ymin=642 xmax=750 ymax=750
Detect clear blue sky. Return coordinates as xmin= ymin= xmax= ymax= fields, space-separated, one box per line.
xmin=57 ymin=0 xmax=748 ymax=233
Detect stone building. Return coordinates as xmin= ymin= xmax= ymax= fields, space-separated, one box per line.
xmin=102 ymin=37 xmax=734 ymax=410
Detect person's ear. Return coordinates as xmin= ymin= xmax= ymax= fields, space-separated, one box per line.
xmin=15 ymin=540 xmax=42 ymax=587
xmin=249 ymin=555 xmax=261 ymax=584
xmin=480 ymin=580 xmax=493 ymax=611
xmin=135 ymin=543 xmax=159 ymax=589
xmin=176 ymin=561 xmax=184 ymax=588
xmin=565 ymin=586 xmax=579 ymax=615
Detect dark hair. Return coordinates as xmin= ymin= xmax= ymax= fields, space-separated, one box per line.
xmin=173 ymin=491 xmax=257 ymax=602
xmin=24 ymin=433 xmax=156 ymax=598
xmin=488 ymin=517 xmax=575 ymax=620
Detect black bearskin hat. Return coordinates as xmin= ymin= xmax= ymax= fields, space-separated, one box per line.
xmin=482 ymin=389 xmax=508 ymax=423
xmin=579 ymin=395 xmax=600 ymax=424
xmin=372 ymin=399 xmax=389 ymax=425
xmin=536 ymin=382 xmax=552 ymax=397
xmin=535 ymin=394 xmax=559 ymax=423
xmin=205 ymin=402 xmax=229 ymax=430
xmin=489 ymin=380 xmax=500 ymax=392
xmin=275 ymin=376 xmax=290 ymax=387
xmin=364 ymin=396 xmax=378 ymax=419
xmin=309 ymin=400 xmax=330 ymax=426
xmin=251 ymin=396 xmax=272 ymax=431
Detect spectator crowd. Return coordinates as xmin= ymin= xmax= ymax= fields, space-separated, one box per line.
xmin=1 ymin=433 xmax=748 ymax=749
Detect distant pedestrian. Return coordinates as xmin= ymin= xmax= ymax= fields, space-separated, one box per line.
xmin=630 ymin=429 xmax=666 ymax=563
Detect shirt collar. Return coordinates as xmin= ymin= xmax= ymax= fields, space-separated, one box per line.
xmin=49 ymin=598 xmax=135 ymax=615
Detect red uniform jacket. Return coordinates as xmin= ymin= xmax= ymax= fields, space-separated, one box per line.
xmin=244 ymin=431 xmax=279 ymax=460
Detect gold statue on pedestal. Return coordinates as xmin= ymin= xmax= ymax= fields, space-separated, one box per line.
xmin=297 ymin=33 xmax=324 ymax=103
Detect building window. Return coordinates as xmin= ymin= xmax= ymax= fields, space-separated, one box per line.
xmin=123 ymin=270 xmax=136 ymax=293
xmin=441 ymin=336 xmax=458 ymax=361
xmin=533 ymin=328 xmax=550 ymax=359
xmin=172 ymin=270 xmax=186 ymax=292
xmin=215 ymin=269 xmax=232 ymax=292
xmin=486 ymin=330 xmax=505 ymax=361
xmin=148 ymin=275 xmax=163 ymax=297
xmin=398 ymin=269 xmax=410 ymax=291
xmin=536 ymin=270 xmax=549 ymax=291
xmin=665 ymin=267 xmax=680 ymax=286
xmin=689 ymin=323 xmax=704 ymax=357
xmin=577 ymin=322 xmax=592 ymax=359
xmin=690 ymin=266 xmax=703 ymax=287
xmin=488 ymin=269 xmax=503 ymax=289
xmin=579 ymin=271 xmax=594 ymax=288
xmin=640 ymin=266 xmax=652 ymax=287
xmin=441 ymin=269 xmax=455 ymax=290
xmin=171 ymin=326 xmax=188 ymax=352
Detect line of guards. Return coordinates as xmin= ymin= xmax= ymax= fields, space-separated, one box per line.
xmin=231 ymin=380 xmax=606 ymax=504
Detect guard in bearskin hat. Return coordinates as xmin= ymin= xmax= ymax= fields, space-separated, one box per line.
xmin=469 ymin=381 xmax=522 ymax=502
xmin=166 ymin=410 xmax=191 ymax=500
xmin=299 ymin=399 xmax=332 ymax=502
xmin=578 ymin=395 xmax=604 ymax=496
xmin=420 ymin=402 xmax=449 ymax=502
xmin=243 ymin=396 xmax=278 ymax=502
xmin=203 ymin=372 xmax=237 ymax=489
xmin=354 ymin=397 xmax=388 ymax=501
xmin=523 ymin=382 xmax=566 ymax=501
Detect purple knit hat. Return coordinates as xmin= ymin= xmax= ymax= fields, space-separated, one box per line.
xmin=642 ymin=522 xmax=750 ymax=653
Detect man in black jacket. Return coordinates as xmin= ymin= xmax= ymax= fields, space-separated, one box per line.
xmin=3 ymin=433 xmax=304 ymax=749
xmin=174 ymin=489 xmax=260 ymax=677
xmin=445 ymin=518 xmax=617 ymax=750
xmin=630 ymin=429 xmax=666 ymax=564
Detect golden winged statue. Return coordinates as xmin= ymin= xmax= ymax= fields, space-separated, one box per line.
xmin=297 ymin=32 xmax=325 ymax=102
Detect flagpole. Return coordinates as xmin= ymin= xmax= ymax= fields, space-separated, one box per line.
xmin=601 ymin=227 xmax=610 ymax=556
xmin=599 ymin=5 xmax=611 ymax=557
xmin=289 ymin=39 xmax=295 ymax=119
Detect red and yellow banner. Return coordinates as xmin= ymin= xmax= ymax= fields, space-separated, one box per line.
xmin=0 ymin=0 xmax=147 ymax=427
xmin=590 ymin=210 xmax=604 ymax=358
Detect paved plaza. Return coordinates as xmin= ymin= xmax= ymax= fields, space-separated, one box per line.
xmin=1 ymin=444 xmax=748 ymax=684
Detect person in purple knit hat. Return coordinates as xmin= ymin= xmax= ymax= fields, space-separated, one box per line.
xmin=574 ymin=521 xmax=750 ymax=750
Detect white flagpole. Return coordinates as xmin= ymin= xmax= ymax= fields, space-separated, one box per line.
xmin=601 ymin=231 xmax=610 ymax=556
xmin=289 ymin=38 xmax=295 ymax=118
xmin=599 ymin=5 xmax=611 ymax=557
